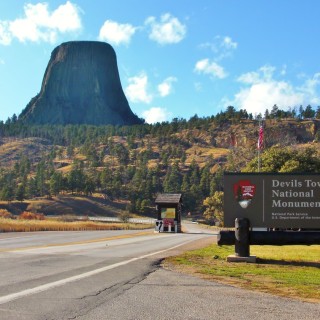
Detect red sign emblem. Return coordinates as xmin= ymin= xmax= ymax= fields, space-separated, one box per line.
xmin=163 ymin=218 xmax=174 ymax=226
xmin=233 ymin=180 xmax=256 ymax=209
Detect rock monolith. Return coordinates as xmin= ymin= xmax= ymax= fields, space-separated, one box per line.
xmin=20 ymin=41 xmax=142 ymax=125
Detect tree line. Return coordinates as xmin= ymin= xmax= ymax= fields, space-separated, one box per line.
xmin=1 ymin=104 xmax=320 ymax=144
xmin=0 ymin=144 xmax=223 ymax=216
xmin=1 ymin=105 xmax=320 ymax=223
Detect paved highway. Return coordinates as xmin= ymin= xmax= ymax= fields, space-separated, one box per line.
xmin=0 ymin=223 xmax=318 ymax=319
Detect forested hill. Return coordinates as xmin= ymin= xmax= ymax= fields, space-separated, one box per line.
xmin=1 ymin=106 xmax=320 ymax=220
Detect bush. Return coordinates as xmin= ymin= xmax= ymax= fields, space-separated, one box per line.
xmin=57 ymin=214 xmax=79 ymax=222
xmin=119 ymin=211 xmax=132 ymax=223
xmin=0 ymin=209 xmax=13 ymax=219
xmin=19 ymin=211 xmax=45 ymax=220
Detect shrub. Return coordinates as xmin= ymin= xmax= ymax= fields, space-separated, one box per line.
xmin=19 ymin=211 xmax=45 ymax=220
xmin=119 ymin=211 xmax=132 ymax=223
xmin=0 ymin=209 xmax=13 ymax=219
xmin=58 ymin=214 xmax=78 ymax=222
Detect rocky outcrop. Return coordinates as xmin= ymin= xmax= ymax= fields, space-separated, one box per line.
xmin=209 ymin=119 xmax=320 ymax=149
xmin=19 ymin=41 xmax=143 ymax=126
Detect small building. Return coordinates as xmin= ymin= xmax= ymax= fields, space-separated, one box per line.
xmin=155 ymin=193 xmax=182 ymax=233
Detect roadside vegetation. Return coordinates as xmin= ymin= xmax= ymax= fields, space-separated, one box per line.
xmin=164 ymin=244 xmax=320 ymax=303
xmin=0 ymin=209 xmax=153 ymax=232
xmin=0 ymin=217 xmax=152 ymax=232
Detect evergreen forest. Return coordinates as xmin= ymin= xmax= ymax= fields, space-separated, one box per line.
xmin=1 ymin=105 xmax=320 ymax=224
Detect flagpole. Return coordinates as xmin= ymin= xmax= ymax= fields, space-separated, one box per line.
xmin=258 ymin=143 xmax=261 ymax=172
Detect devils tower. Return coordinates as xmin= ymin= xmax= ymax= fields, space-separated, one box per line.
xmin=19 ymin=41 xmax=143 ymax=125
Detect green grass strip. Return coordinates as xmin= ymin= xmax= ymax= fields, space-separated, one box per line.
xmin=165 ymin=244 xmax=320 ymax=303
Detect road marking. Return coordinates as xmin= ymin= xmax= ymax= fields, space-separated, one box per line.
xmin=0 ymin=237 xmax=195 ymax=305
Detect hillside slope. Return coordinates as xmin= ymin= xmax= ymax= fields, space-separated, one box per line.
xmin=0 ymin=118 xmax=319 ymax=217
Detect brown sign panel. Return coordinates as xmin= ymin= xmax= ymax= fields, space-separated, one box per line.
xmin=224 ymin=173 xmax=320 ymax=228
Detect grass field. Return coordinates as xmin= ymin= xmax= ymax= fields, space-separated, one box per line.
xmin=0 ymin=217 xmax=153 ymax=232
xmin=164 ymin=244 xmax=320 ymax=303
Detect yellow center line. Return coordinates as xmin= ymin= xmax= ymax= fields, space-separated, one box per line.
xmin=0 ymin=231 xmax=155 ymax=252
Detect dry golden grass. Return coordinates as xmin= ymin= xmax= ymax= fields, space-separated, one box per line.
xmin=0 ymin=217 xmax=152 ymax=232
xmin=147 ymin=159 xmax=160 ymax=169
xmin=0 ymin=137 xmax=51 ymax=167
xmin=57 ymin=165 xmax=72 ymax=173
xmin=185 ymin=146 xmax=229 ymax=167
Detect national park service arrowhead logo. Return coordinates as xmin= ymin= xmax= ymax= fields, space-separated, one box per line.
xmin=233 ymin=180 xmax=256 ymax=209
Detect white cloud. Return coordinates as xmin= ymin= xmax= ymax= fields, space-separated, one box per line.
xmin=0 ymin=21 xmax=11 ymax=45
xmin=98 ymin=20 xmax=136 ymax=46
xmin=0 ymin=1 xmax=81 ymax=45
xmin=280 ymin=64 xmax=287 ymax=76
xmin=224 ymin=65 xmax=320 ymax=115
xmin=199 ymin=35 xmax=237 ymax=60
xmin=125 ymin=73 xmax=178 ymax=104
xmin=145 ymin=13 xmax=186 ymax=45
xmin=237 ymin=65 xmax=275 ymax=84
xmin=222 ymin=36 xmax=237 ymax=50
xmin=237 ymin=71 xmax=260 ymax=84
xmin=194 ymin=58 xmax=227 ymax=79
xmin=231 ymin=82 xmax=304 ymax=115
xmin=49 ymin=1 xmax=82 ymax=32
xmin=157 ymin=76 xmax=177 ymax=97
xmin=125 ymin=73 xmax=152 ymax=104
xmin=142 ymin=107 xmax=172 ymax=123
xmin=300 ymin=72 xmax=320 ymax=105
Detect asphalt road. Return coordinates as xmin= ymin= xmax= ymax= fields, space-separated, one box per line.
xmin=0 ymin=223 xmax=318 ymax=320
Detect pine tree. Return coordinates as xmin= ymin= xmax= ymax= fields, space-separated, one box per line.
xmin=0 ymin=185 xmax=14 ymax=202
xmin=199 ymin=165 xmax=211 ymax=197
xmin=163 ymin=161 xmax=181 ymax=193
xmin=189 ymin=159 xmax=200 ymax=186
xmin=26 ymin=178 xmax=38 ymax=198
xmin=35 ymin=161 xmax=48 ymax=196
xmin=49 ymin=172 xmax=63 ymax=196
xmin=15 ymin=184 xmax=25 ymax=202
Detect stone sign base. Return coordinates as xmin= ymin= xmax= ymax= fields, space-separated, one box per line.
xmin=227 ymin=255 xmax=257 ymax=263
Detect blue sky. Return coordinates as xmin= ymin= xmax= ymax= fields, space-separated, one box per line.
xmin=1 ymin=0 xmax=320 ymax=123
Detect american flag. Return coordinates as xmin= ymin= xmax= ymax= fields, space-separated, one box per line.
xmin=257 ymin=125 xmax=264 ymax=150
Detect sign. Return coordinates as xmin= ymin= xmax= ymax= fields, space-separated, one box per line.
xmin=233 ymin=180 xmax=256 ymax=208
xmin=161 ymin=207 xmax=175 ymax=219
xmin=163 ymin=218 xmax=174 ymax=226
xmin=224 ymin=173 xmax=320 ymax=228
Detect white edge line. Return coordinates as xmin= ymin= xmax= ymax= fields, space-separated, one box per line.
xmin=0 ymin=238 xmax=195 ymax=305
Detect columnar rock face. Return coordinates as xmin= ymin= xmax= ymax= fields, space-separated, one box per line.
xmin=20 ymin=41 xmax=143 ymax=125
